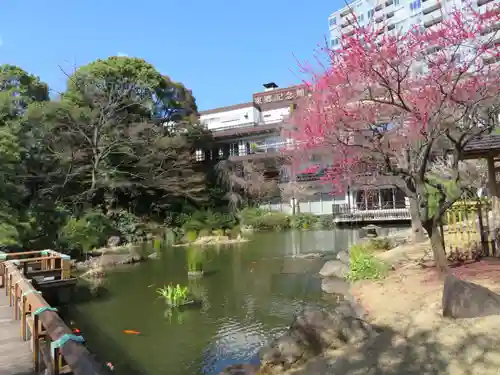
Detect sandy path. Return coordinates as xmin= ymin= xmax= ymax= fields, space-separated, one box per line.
xmin=283 ymin=243 xmax=500 ymax=375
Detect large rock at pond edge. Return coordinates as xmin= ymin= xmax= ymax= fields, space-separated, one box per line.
xmin=218 ymin=364 xmax=260 ymax=375
xmin=259 ymin=302 xmax=373 ymax=369
xmin=319 ymin=260 xmax=349 ymax=279
xmin=107 ymin=236 xmax=122 ymax=247
xmin=336 ymin=250 xmax=350 ymax=265
xmin=442 ymin=274 xmax=500 ymax=319
xmin=321 ymin=276 xmax=350 ymax=295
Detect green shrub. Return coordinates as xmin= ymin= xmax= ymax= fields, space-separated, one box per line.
xmin=163 ymin=228 xmax=177 ymax=246
xmin=239 ymin=208 xmax=290 ymax=231
xmin=184 ymin=230 xmax=198 ymax=243
xmin=186 ymin=246 xmax=204 ymax=272
xmin=314 ymin=215 xmax=335 ymax=229
xmin=291 ymin=213 xmax=318 ymax=229
xmin=255 ymin=212 xmax=290 ymax=231
xmin=212 ymin=228 xmax=225 ymax=237
xmin=347 ymin=243 xmax=389 ymax=281
xmin=368 ymin=238 xmax=392 ymax=251
xmin=198 ymin=228 xmax=211 ymax=237
xmin=0 ymin=223 xmax=20 ymax=246
xmin=238 ymin=207 xmax=268 ymax=226
xmin=108 ymin=210 xmax=145 ymax=243
xmin=59 ymin=211 xmax=112 ymax=253
xmin=182 ymin=210 xmax=237 ymax=233
xmin=228 ymin=226 xmax=241 ymax=239
xmin=19 ymin=203 xmax=70 ymax=249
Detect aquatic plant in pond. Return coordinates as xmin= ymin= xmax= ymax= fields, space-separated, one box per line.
xmin=186 ymin=247 xmax=205 ymax=277
xmin=157 ymin=284 xmax=189 ymax=307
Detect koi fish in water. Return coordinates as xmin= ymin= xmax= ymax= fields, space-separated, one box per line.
xmin=123 ymin=330 xmax=141 ymax=335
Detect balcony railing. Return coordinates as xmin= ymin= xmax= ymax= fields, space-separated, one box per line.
xmin=332 ymin=203 xmax=411 ymax=223
xmin=209 ymin=121 xmax=258 ymax=132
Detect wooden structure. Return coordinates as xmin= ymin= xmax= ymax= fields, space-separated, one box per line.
xmin=460 ymin=134 xmax=500 ymax=256
xmin=0 ymin=250 xmax=104 ymax=375
xmin=462 ymin=134 xmax=500 ymax=213
xmin=443 ymin=200 xmax=493 ymax=258
xmin=332 ymin=205 xmax=411 ymax=223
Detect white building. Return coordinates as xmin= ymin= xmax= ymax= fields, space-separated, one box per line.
xmin=198 ymin=83 xmax=411 ymax=223
xmin=198 ymin=82 xmax=302 ymax=162
xmin=328 ymin=0 xmax=498 ymax=49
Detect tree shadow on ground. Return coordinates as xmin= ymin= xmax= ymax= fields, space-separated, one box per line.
xmin=286 ymin=316 xmax=500 ymax=375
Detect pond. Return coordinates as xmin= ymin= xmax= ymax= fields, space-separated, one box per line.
xmin=67 ymin=227 xmax=407 ymax=375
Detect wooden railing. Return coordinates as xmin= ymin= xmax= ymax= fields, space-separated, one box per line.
xmin=0 ymin=250 xmax=105 ymax=375
xmin=332 ymin=203 xmax=411 ymax=223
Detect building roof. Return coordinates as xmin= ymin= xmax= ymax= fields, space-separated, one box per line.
xmin=199 ymin=102 xmax=255 ymax=116
xmin=462 ymin=134 xmax=500 ymax=159
xmin=212 ymin=122 xmax=282 ymax=140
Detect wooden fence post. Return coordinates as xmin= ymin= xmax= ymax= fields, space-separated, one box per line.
xmin=33 ymin=314 xmax=40 ymax=372
xmin=477 ymin=200 xmax=488 ymax=256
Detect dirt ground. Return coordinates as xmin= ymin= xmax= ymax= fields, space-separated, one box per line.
xmin=287 ymin=241 xmax=500 ymax=375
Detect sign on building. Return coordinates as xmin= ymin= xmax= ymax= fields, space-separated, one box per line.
xmin=253 ymin=86 xmax=306 ymax=105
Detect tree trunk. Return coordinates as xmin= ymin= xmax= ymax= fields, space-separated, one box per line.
xmin=424 ymin=221 xmax=449 ymax=274
xmin=409 ymin=197 xmax=426 ymax=243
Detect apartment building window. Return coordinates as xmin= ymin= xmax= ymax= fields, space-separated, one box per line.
xmin=410 ymin=0 xmax=421 ymax=11
xmin=195 ymin=149 xmax=205 ymax=162
xmin=368 ymin=9 xmax=375 ymax=19
xmin=329 ymin=17 xmax=337 ymax=26
xmin=394 ymin=0 xmax=400 ymax=5
xmin=358 ymin=13 xmax=365 ymax=23
xmin=331 ymin=38 xmax=339 ymax=47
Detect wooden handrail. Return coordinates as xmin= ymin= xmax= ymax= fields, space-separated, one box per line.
xmin=1 ymin=250 xmax=51 ymax=258
xmin=1 ymin=251 xmax=105 ymax=374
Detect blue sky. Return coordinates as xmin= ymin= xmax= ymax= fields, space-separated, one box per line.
xmin=0 ymin=0 xmax=341 ymax=111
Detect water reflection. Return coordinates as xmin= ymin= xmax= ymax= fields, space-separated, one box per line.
xmin=68 ymin=227 xmax=408 ymax=375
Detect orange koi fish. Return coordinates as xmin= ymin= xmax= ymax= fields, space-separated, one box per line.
xmin=123 ymin=330 xmax=141 ymax=335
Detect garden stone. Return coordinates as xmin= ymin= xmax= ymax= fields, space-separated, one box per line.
xmin=321 ymin=276 xmax=350 ymax=295
xmin=442 ymin=274 xmax=500 ymax=319
xmin=107 ymin=236 xmax=122 ymax=247
xmin=260 ymin=333 xmax=305 ymax=369
xmin=336 ymin=250 xmax=350 ymax=265
xmin=259 ymin=303 xmax=374 ymax=369
xmin=362 ymin=224 xmax=380 ymax=238
xmin=218 ymin=364 xmax=260 ymax=375
xmin=319 ymin=260 xmax=350 ymax=279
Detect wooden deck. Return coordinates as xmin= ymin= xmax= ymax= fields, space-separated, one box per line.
xmin=0 ymin=292 xmax=35 ymax=375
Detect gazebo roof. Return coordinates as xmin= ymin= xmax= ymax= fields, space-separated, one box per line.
xmin=462 ymin=134 xmax=500 ymax=160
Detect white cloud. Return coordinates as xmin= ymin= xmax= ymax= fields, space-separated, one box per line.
xmin=117 ymin=52 xmax=128 ymax=57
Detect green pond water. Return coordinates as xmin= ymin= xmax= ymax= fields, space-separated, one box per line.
xmin=67 ymin=227 xmax=406 ymax=375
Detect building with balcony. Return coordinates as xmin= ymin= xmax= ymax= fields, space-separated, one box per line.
xmin=328 ymin=0 xmax=499 ymax=49
xmin=198 ymin=83 xmax=412 ymax=223
xmin=199 ymin=82 xmax=302 ymax=164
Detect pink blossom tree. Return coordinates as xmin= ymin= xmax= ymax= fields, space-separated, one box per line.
xmin=290 ymin=5 xmax=500 ymax=273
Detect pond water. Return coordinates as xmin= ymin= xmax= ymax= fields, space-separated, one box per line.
xmin=67 ymin=227 xmax=407 ymax=375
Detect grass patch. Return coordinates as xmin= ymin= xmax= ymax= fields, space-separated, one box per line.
xmin=347 ymin=243 xmax=389 ymax=282
xmin=367 ymin=237 xmax=392 ymax=251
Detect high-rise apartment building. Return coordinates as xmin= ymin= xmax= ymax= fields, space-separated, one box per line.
xmin=328 ymin=0 xmax=498 ymax=49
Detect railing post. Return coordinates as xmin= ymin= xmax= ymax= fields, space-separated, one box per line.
xmin=8 ymin=274 xmax=13 ymax=306
xmin=61 ymin=255 xmax=71 ymax=280
xmin=0 ymin=251 xmax=6 ymax=288
xmin=5 ymin=266 xmax=9 ymax=295
xmin=33 ymin=314 xmax=40 ymax=372
xmin=21 ymin=295 xmax=27 ymax=340
xmin=14 ymin=281 xmax=19 ymax=320
xmin=53 ymin=347 xmax=61 ymax=375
